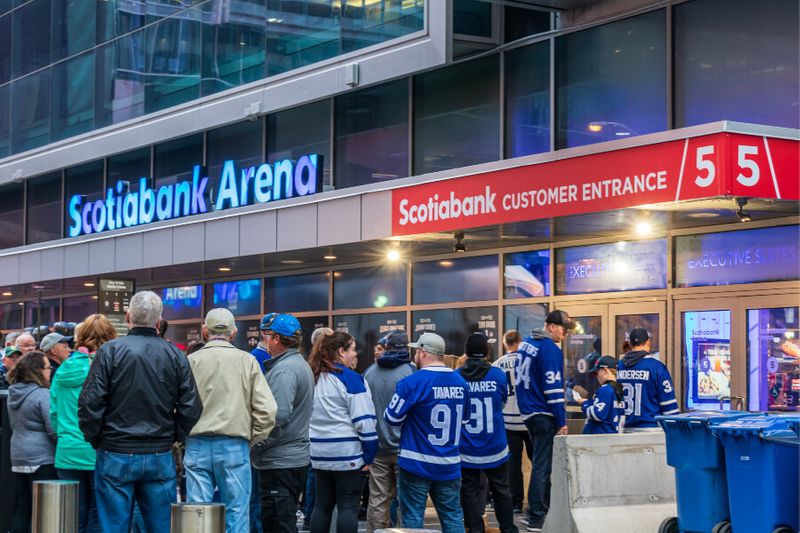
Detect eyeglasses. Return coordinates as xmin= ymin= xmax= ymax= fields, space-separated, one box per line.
xmin=43 ymin=366 xmax=52 ymax=372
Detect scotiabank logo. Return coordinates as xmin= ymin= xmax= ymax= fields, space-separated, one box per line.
xmin=397 ymin=187 xmax=497 ymax=226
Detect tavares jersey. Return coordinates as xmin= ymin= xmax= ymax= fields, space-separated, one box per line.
xmin=457 ymin=365 xmax=509 ymax=469
xmin=581 ymin=382 xmax=625 ymax=434
xmin=514 ymin=334 xmax=566 ymax=429
xmin=384 ymin=366 xmax=469 ymax=481
xmin=617 ymin=353 xmax=679 ymax=429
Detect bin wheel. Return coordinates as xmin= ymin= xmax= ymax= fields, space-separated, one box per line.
xmin=712 ymin=521 xmax=732 ymax=533
xmin=658 ymin=516 xmax=678 ymax=533
xmin=772 ymin=527 xmax=795 ymax=533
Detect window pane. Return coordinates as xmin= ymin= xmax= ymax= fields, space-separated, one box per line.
xmin=747 ymin=306 xmax=799 ymax=412
xmin=340 ymin=0 xmax=424 ymax=53
xmin=25 ymin=298 xmax=60 ymax=327
xmin=0 ymin=15 xmax=10 ymax=84
xmin=165 ymin=322 xmax=202 ymax=352
xmin=412 ymin=306 xmax=499 ymax=356
xmin=0 ymin=84 xmax=9 ymax=158
xmin=11 ymin=69 xmax=50 ymax=153
xmin=145 ymin=13 xmax=201 ymax=113
xmin=266 ymin=272 xmax=329 ymax=313
xmin=335 ymin=80 xmax=409 ymax=189
xmin=207 ymin=119 xmax=263 ymax=202
xmin=11 ymin=0 xmax=51 ymax=78
xmin=505 ymin=6 xmax=550 ymax=43
xmin=26 ymin=171 xmax=62 ymax=244
xmin=297 ymin=315 xmax=330 ymax=357
xmin=159 ymin=284 xmax=203 ymax=321
xmin=154 ymin=134 xmax=204 ymax=188
xmin=334 ymin=265 xmax=407 ymax=310
xmin=505 ymin=41 xmax=550 ymax=158
xmin=683 ymin=310 xmax=731 ymax=411
xmin=51 ymin=0 xmax=96 ymax=60
xmin=266 ymin=3 xmax=341 ymax=77
xmin=62 ymin=295 xmax=97 ymax=322
xmin=0 ymin=181 xmax=23 ymax=249
xmin=334 ymin=312 xmax=406 ymax=372
xmin=413 ymin=255 xmax=498 ymax=305
xmin=63 ymin=161 xmax=104 ymax=237
xmin=208 ymin=279 xmax=262 ymax=317
xmin=231 ymin=319 xmax=260 ymax=352
xmin=504 ymin=250 xmax=550 ymax=298
xmin=0 ymin=302 xmax=23 ymax=330
xmin=51 ymin=52 xmax=95 ymax=141
xmin=504 ymin=303 xmax=547 ymax=338
xmin=267 ymin=100 xmax=331 ymax=187
xmin=108 ymin=147 xmax=151 ymax=196
xmin=95 ymin=31 xmax=146 ymax=128
xmin=674 ymin=0 xmax=799 ymax=129
xmin=556 ymin=10 xmax=666 ymax=149
xmin=414 ymin=55 xmax=500 ymax=174
xmin=453 ymin=0 xmax=492 ymax=37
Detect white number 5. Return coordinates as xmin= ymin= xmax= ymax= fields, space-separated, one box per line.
xmin=736 ymin=145 xmax=760 ymax=186
xmin=695 ymin=145 xmax=716 ymax=188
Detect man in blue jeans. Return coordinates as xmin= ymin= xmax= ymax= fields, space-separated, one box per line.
xmin=79 ymin=290 xmax=203 ymax=532
xmin=384 ymin=332 xmax=469 ymax=533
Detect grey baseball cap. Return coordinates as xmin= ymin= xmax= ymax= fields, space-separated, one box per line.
xmin=408 ymin=332 xmax=446 ymax=356
xmin=40 ymin=332 xmax=70 ymax=353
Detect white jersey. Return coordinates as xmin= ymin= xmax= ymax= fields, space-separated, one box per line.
xmin=492 ymin=352 xmax=526 ymax=431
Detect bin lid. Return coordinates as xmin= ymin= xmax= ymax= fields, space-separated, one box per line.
xmin=710 ymin=414 xmax=798 ymax=437
xmin=657 ymin=411 xmax=752 ymax=430
xmin=760 ymin=428 xmax=800 ymax=447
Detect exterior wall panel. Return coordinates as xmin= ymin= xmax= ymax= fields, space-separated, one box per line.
xmin=318 ymin=197 xmax=361 ymax=246
xmin=88 ymin=239 xmax=115 ymax=275
xmin=239 ymin=211 xmax=278 ymax=256
xmin=173 ymin=225 xmax=205 ymax=264
xmin=63 ymin=243 xmax=89 ymax=278
xmin=18 ymin=251 xmax=42 ymax=283
xmin=142 ymin=229 xmax=174 ymax=268
xmin=205 ymin=218 xmax=240 ymax=260
xmin=277 ymin=204 xmax=318 ymax=251
xmin=40 ymin=247 xmax=65 ymax=281
xmin=115 ymin=234 xmax=143 ymax=271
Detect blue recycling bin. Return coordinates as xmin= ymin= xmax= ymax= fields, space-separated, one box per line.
xmin=657 ymin=411 xmax=752 ymax=533
xmin=711 ymin=414 xmax=800 ymax=533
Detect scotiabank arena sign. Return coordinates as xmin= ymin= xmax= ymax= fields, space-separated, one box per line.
xmin=392 ymin=132 xmax=799 ymax=236
xmin=68 ymin=155 xmax=322 ymax=237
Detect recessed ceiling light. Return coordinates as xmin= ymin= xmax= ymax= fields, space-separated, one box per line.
xmin=91 ymin=295 xmax=98 ymax=300
xmin=31 ymin=284 xmax=45 ymax=290
xmin=323 ymin=255 xmax=337 ymax=260
xmin=439 ymin=260 xmax=454 ymax=267
xmin=218 ymin=266 xmax=232 ymax=272
xmin=2 ymin=292 xmax=11 ymax=296
xmin=635 ymin=221 xmax=652 ymax=236
xmin=281 ymin=260 xmax=304 ymax=265
xmin=387 ymin=250 xmax=401 ymax=262
xmin=17 ymin=302 xmax=24 ymax=306
xmin=687 ymin=212 xmax=721 ymax=219
xmin=83 ymin=282 xmax=95 ymax=287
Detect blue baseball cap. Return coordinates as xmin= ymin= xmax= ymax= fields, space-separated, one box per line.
xmin=380 ymin=330 xmax=408 ymax=350
xmin=259 ymin=312 xmax=278 ymax=331
xmin=266 ymin=314 xmax=302 ymax=337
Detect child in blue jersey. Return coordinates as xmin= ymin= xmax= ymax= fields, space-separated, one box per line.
xmin=618 ymin=328 xmax=679 ymax=430
xmin=458 ymin=333 xmax=519 ymax=533
xmin=579 ymin=356 xmax=625 ymax=434
xmin=384 ymin=332 xmax=468 ymax=533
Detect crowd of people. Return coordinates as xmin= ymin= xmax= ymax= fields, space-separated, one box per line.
xmin=0 ymin=292 xmax=679 ymax=533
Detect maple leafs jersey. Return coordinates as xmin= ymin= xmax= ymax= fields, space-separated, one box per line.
xmin=514 ymin=335 xmax=566 ymax=428
xmin=457 ymin=366 xmax=509 ymax=469
xmin=581 ymin=382 xmax=625 ymax=434
xmin=617 ymin=354 xmax=679 ymax=429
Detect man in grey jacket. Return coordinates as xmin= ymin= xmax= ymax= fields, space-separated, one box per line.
xmin=363 ymin=330 xmax=415 ymax=532
xmin=250 ymin=313 xmax=314 ymax=533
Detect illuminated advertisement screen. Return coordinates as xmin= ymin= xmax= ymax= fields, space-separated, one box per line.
xmin=556 ymin=239 xmax=667 ymax=295
xmin=504 ymin=250 xmax=550 ymax=298
xmin=683 ymin=310 xmax=731 ymax=410
xmin=675 ymin=225 xmax=799 ymax=287
xmin=210 ymin=279 xmax=262 ymax=316
xmin=160 ymin=285 xmax=202 ymax=321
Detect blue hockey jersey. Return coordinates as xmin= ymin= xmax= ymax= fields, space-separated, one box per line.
xmin=384 ymin=365 xmax=469 ymax=481
xmin=457 ymin=365 xmax=509 ymax=469
xmin=514 ymin=332 xmax=566 ymax=429
xmin=617 ymin=351 xmax=679 ymax=429
xmin=581 ymin=382 xmax=625 ymax=434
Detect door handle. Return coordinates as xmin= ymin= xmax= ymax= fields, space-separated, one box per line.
xmin=719 ymin=395 xmax=745 ymax=411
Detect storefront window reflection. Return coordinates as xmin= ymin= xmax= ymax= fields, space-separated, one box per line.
xmin=334 ymin=312 xmax=406 ymax=373
xmin=413 ymin=255 xmax=498 ymax=305
xmin=503 ymin=304 xmax=548 ymax=339
xmin=412 ymin=306 xmax=498 ymax=358
xmin=564 ymin=315 xmax=601 ymax=406
xmin=333 ymin=265 xmax=406 ymax=310
xmin=748 ymin=306 xmax=800 ymax=412
xmin=504 ymin=250 xmax=550 ymax=298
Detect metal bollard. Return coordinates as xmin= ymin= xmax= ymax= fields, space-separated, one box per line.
xmin=31 ymin=480 xmax=78 ymax=533
xmin=170 ymin=503 xmax=225 ymax=533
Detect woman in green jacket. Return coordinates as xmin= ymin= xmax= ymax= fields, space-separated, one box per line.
xmin=50 ymin=314 xmax=117 ymax=533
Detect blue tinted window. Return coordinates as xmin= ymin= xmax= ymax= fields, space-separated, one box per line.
xmin=0 ymin=84 xmax=9 ymax=157
xmin=0 ymin=181 xmax=23 ymax=249
xmin=154 ymin=134 xmax=204 ymax=189
xmin=504 ymin=304 xmax=548 ymax=337
xmin=63 ymin=161 xmax=103 ymax=237
xmin=0 ymin=302 xmax=23 ymax=330
xmin=51 ymin=52 xmax=95 ymax=141
xmin=11 ymin=0 xmax=51 ymax=78
xmin=505 ymin=41 xmax=550 ymax=158
xmin=266 ymin=272 xmax=329 ymax=313
xmin=504 ymin=250 xmax=550 ymax=298
xmin=412 ymin=306 xmax=499 ymax=356
xmin=207 ymin=120 xmax=263 ymax=201
xmin=62 ymin=295 xmax=96 ymax=323
xmin=0 ymin=15 xmax=10 ymax=84
xmin=11 ymin=69 xmax=50 ymax=152
xmin=334 ymin=265 xmax=407 ymax=310
xmin=145 ymin=14 xmax=201 ymax=113
xmin=95 ymin=31 xmax=145 ymax=128
xmin=26 ymin=171 xmax=62 ymax=244
xmin=51 ymin=0 xmax=95 ymax=60
xmin=556 ymin=10 xmax=666 ymax=148
xmin=267 ymin=100 xmax=332 ymax=187
xmin=209 ymin=279 xmax=262 ymax=317
xmin=413 ymin=255 xmax=498 ymax=305
xmin=453 ymin=0 xmax=492 ymax=37
xmin=266 ymin=2 xmax=340 ymax=77
xmin=108 ymin=147 xmax=151 ymax=196
xmin=160 ymin=285 xmax=203 ymax=321
xmin=25 ymin=298 xmax=59 ymax=327
xmin=334 ymin=312 xmax=406 ymax=372
xmin=674 ymin=0 xmax=799 ymax=129
xmin=297 ymin=315 xmax=330 ymax=356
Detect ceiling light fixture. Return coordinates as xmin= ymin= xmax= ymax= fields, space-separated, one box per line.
xmin=454 ymin=231 xmax=466 ymax=253
xmin=218 ymin=266 xmax=232 ymax=272
xmin=635 ymin=221 xmax=652 ymax=236
xmin=735 ymin=197 xmax=751 ymax=223
xmin=323 ymin=255 xmax=337 ymax=261
xmin=2 ymin=292 xmax=11 ymax=296
xmin=280 ymin=260 xmax=304 ymax=265
xmin=387 ymin=250 xmax=401 ymax=262
xmin=83 ymin=282 xmax=96 ymax=287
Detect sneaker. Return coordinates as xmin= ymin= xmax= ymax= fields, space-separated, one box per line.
xmin=525 ymin=527 xmax=542 ymax=533
xmin=513 ymin=506 xmax=523 ymax=514
xmin=525 ymin=519 xmax=544 ymax=532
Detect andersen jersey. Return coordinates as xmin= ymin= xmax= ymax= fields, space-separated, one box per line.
xmin=515 ymin=335 xmax=566 ymax=429
xmin=457 ymin=366 xmax=509 ymax=469
xmin=581 ymin=382 xmax=625 ymax=434
xmin=384 ymin=366 xmax=469 ymax=481
xmin=617 ymin=355 xmax=679 ymax=428
xmin=492 ymin=352 xmax=526 ymax=432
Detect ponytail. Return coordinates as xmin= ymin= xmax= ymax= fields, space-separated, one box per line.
xmin=308 ymin=331 xmax=354 ymax=383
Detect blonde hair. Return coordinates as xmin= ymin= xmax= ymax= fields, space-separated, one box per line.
xmin=76 ymin=314 xmax=117 ymax=353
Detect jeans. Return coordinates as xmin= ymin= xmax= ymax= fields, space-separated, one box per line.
xmin=366 ymin=454 xmax=400 ymax=532
xmin=57 ymin=468 xmax=101 ymax=533
xmin=310 ymin=469 xmax=363 ymax=533
xmin=506 ymin=429 xmax=532 ymax=508
xmin=524 ymin=415 xmax=556 ymax=527
xmin=259 ymin=466 xmax=308 ymax=533
xmin=304 ymin=467 xmax=316 ymax=521
xmin=10 ymin=464 xmax=58 ymax=533
xmin=397 ymin=469 xmax=464 ymax=533
xmin=94 ymin=450 xmax=177 ymax=533
xmin=461 ymin=465 xmax=519 ymax=533
xmin=184 ymin=435 xmax=252 ymax=533
xmin=251 ymin=467 xmax=263 ymax=533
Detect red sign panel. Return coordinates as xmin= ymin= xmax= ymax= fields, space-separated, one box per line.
xmin=391 ymin=132 xmax=799 ymax=236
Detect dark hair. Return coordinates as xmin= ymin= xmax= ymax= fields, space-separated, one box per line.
xmin=7 ymin=351 xmax=48 ymax=387
xmin=609 ymin=380 xmax=624 ymax=402
xmin=274 ymin=332 xmax=302 ymax=350
xmin=621 ymin=341 xmax=631 ymax=354
xmin=308 ymin=331 xmax=354 ymax=383
xmin=157 ymin=319 xmax=169 ymax=338
xmin=185 ymin=341 xmax=205 ymax=356
xmin=503 ymin=330 xmax=521 ymax=348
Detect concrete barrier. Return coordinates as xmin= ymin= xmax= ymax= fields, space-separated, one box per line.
xmin=543 ymin=432 xmax=677 ymax=533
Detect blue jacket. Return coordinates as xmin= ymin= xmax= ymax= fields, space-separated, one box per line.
xmin=515 ymin=330 xmax=566 ymax=428
xmin=251 ymin=345 xmax=271 ymax=372
xmin=581 ymin=382 xmax=625 ymax=434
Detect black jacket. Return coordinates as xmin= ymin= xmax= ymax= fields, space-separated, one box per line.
xmin=78 ymin=327 xmax=203 ymax=454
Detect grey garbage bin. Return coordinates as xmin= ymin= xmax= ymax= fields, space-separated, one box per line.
xmin=170 ymin=503 xmax=225 ymax=533
xmin=31 ymin=480 xmax=78 ymax=533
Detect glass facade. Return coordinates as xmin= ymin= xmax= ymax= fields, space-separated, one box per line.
xmin=505 ymin=41 xmax=550 ymax=158
xmin=26 ymin=171 xmax=62 ymax=244
xmin=267 ymin=100 xmax=332 ymax=187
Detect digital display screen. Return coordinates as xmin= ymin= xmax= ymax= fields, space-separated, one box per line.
xmin=675 ymin=225 xmax=799 ymax=287
xmin=556 ymin=239 xmax=667 ymax=295
xmin=505 ymin=250 xmax=550 ymax=298
xmin=210 ymin=279 xmax=262 ymax=317
xmin=160 ymin=285 xmax=202 ymax=321
xmin=683 ymin=310 xmax=731 ymax=410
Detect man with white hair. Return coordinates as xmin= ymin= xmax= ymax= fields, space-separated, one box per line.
xmin=14 ymin=332 xmax=36 ymax=354
xmin=79 ymin=290 xmax=203 ymax=533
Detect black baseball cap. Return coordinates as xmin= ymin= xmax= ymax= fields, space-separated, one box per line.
xmin=629 ymin=328 xmax=650 ymax=346
xmin=380 ymin=330 xmax=408 ymax=350
xmin=465 ymin=332 xmax=496 ymax=358
xmin=590 ymin=355 xmax=618 ymax=374
xmin=545 ymin=310 xmax=576 ymax=330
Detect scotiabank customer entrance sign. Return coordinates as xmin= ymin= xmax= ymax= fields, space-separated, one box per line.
xmin=68 ymin=154 xmax=322 ymax=237
xmin=392 ymin=132 xmax=799 ymax=236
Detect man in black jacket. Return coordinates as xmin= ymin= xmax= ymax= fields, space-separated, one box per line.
xmin=79 ymin=290 xmax=203 ymax=533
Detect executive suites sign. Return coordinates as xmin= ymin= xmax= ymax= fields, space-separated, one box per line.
xmin=391 ymin=132 xmax=799 ymax=236
xmin=68 ymin=154 xmax=323 ymax=237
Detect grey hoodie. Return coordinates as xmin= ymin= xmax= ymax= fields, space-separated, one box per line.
xmin=364 ymin=360 xmax=414 ymax=455
xmin=251 ymin=348 xmax=314 ymax=469
xmin=7 ymin=382 xmax=57 ymax=468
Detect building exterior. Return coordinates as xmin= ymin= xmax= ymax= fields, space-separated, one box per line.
xmin=0 ymin=0 xmax=797 ymax=425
